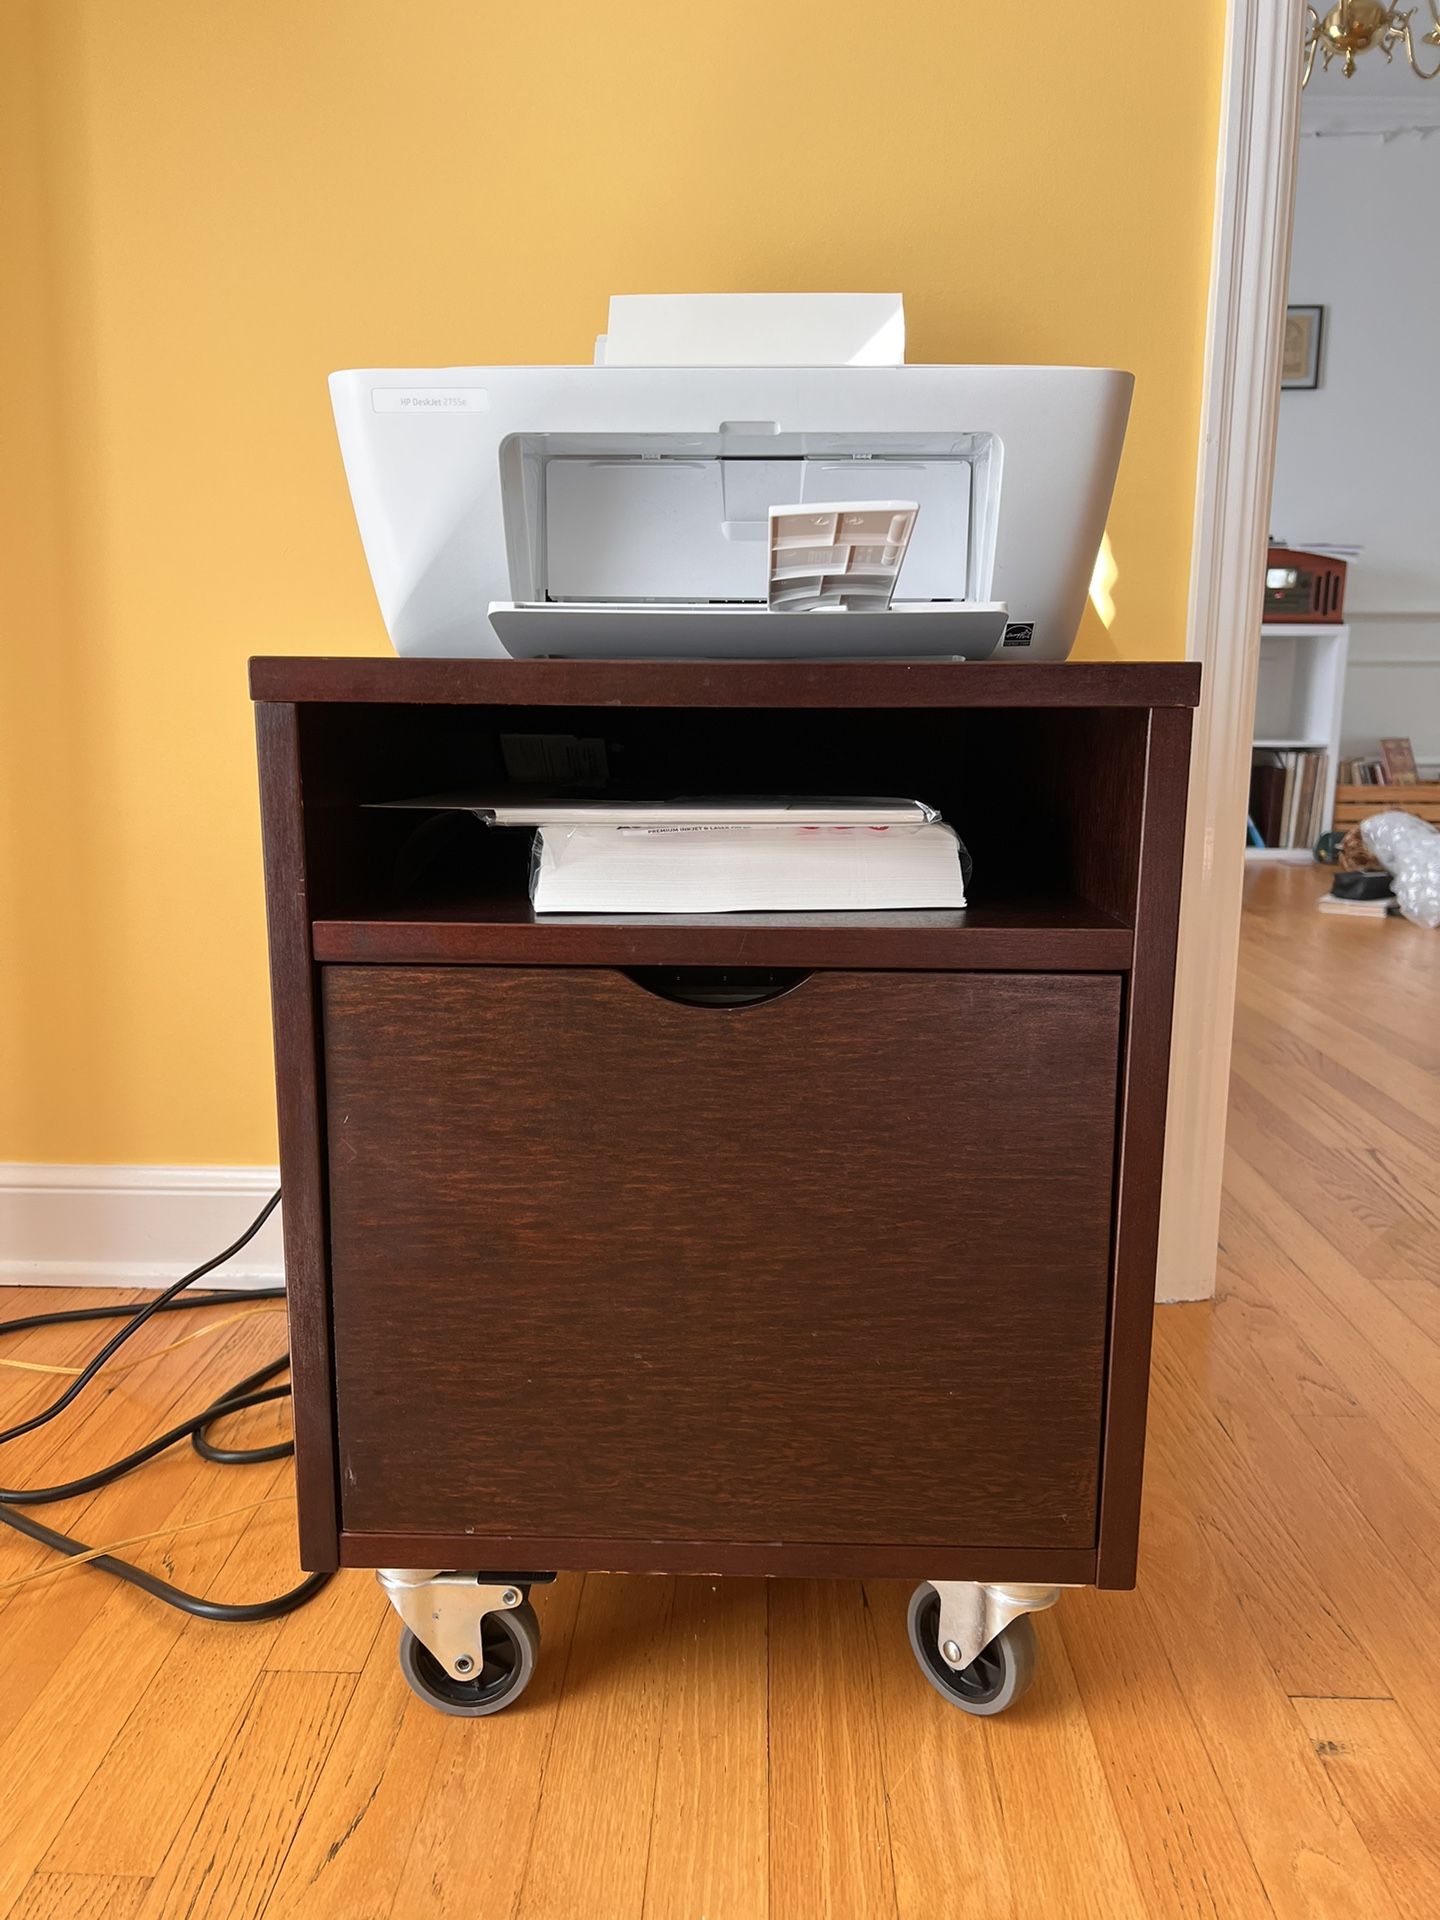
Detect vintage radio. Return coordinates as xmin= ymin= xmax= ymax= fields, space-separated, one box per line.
xmin=1264 ymin=546 xmax=1347 ymax=623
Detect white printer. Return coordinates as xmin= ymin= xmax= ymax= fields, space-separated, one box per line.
xmin=329 ymin=294 xmax=1132 ymax=663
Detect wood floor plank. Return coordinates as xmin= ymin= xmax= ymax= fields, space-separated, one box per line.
xmin=513 ymin=1574 xmax=676 ymax=1920
xmin=1210 ymin=1241 xmax=1362 ymax=1420
xmin=130 ymin=1670 xmax=353 ymax=1920
xmin=261 ymin=1607 xmax=453 ymax=1920
xmin=642 ymin=1576 xmax=768 ymax=1920
xmin=1059 ymin=1585 xmax=1274 ymax=1920
xmin=1223 ymin=1139 xmax=1439 ymax=1404
xmin=1238 ymin=894 xmax=1440 ymax=1068
xmin=981 ymin=1614 xmax=1151 ymax=1920
xmin=1291 ymin=1698 xmax=1440 ymax=1920
xmin=0 ymin=1603 xmax=190 ymax=1917
xmin=377 ymin=1575 xmax=583 ymax=1920
xmin=1146 ymin=1328 xmax=1385 ymax=1701
xmin=39 ymin=1610 xmax=282 ymax=1878
xmin=1227 ymin=1076 xmax=1437 ymax=1283
xmin=1212 ymin=1192 xmax=1440 ymax=1599
xmin=1232 ymin=967 xmax=1440 ymax=1131
xmin=1289 ymin=1410 xmax=1440 ymax=1597
xmin=1137 ymin=1456 xmax=1403 ymax=1920
xmin=1156 ymin=1300 xmax=1440 ymax=1765
xmin=1231 ymin=1002 xmax=1440 ymax=1184
xmin=1227 ymin=1059 xmax=1440 ymax=1284
xmin=5 ymin=1873 xmax=151 ymax=1920
xmin=766 ymin=1579 xmax=898 ymax=1920
xmin=1218 ymin=1155 xmax=1440 ymax=1507
xmin=865 ymin=1578 xmax=1016 ymax=1920
xmin=263 ymin=1566 xmax=387 ymax=1674
xmin=0 ymin=1374 xmax=305 ymax=1911
xmin=1230 ymin=998 xmax=1440 ymax=1160
xmin=40 ymin=1463 xmax=292 ymax=1876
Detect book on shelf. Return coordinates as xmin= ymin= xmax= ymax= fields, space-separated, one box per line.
xmin=1379 ymin=737 xmax=1419 ymax=786
xmin=1248 ymin=748 xmax=1328 ymax=850
xmin=1279 ymin=753 xmax=1298 ymax=844
xmin=1292 ymin=752 xmax=1319 ymax=848
xmin=1339 ymin=742 xmax=1435 ymax=788
xmin=1250 ymin=757 xmax=1287 ymax=847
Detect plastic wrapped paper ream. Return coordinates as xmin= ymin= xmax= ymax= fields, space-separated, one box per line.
xmin=1360 ymin=810 xmax=1440 ymax=929
xmin=528 ymin=821 xmax=969 ymax=915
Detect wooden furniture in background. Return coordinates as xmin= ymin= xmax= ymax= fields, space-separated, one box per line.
xmin=251 ymin=660 xmax=1197 ymax=1646
xmin=1333 ymin=782 xmax=1440 ymax=833
xmin=1263 ymin=545 xmax=1347 ymax=623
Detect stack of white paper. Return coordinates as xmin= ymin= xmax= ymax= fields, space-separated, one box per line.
xmin=466 ymin=797 xmax=937 ymax=828
xmin=599 ymin=292 xmax=906 ymax=368
xmin=531 ymin=821 xmax=967 ymax=915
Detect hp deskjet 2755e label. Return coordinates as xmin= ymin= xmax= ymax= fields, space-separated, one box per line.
xmin=371 ymin=388 xmax=491 ymax=413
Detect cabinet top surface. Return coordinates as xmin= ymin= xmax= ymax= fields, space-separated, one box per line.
xmin=249 ymin=656 xmax=1200 ymax=710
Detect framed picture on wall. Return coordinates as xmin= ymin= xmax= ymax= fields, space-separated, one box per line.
xmin=1282 ymin=305 xmax=1324 ymax=390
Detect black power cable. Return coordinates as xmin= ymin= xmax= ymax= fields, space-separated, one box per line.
xmin=0 ymin=1191 xmax=333 ymax=1620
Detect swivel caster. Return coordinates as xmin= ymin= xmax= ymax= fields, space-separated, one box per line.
xmin=397 ymin=1603 xmax=539 ymax=1717
xmin=378 ymin=1568 xmax=550 ymax=1718
xmin=907 ymin=1579 xmax=1055 ymax=1716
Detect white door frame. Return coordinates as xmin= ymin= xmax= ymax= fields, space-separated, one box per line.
xmin=1157 ymin=0 xmax=1306 ymax=1301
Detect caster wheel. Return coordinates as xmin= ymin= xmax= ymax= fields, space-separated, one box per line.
xmin=906 ymin=1583 xmax=1037 ymax=1716
xmin=397 ymin=1599 xmax=540 ymax=1717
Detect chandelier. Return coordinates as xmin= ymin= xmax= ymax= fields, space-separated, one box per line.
xmin=1303 ymin=3 xmax=1440 ymax=81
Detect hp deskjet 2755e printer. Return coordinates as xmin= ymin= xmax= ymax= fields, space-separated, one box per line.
xmin=329 ymin=294 xmax=1132 ymax=662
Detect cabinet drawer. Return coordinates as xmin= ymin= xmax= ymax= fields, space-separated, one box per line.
xmin=323 ymin=966 xmax=1121 ymax=1550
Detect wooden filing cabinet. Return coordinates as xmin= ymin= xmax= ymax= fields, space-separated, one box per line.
xmin=253 ymin=656 xmax=1197 ymax=1716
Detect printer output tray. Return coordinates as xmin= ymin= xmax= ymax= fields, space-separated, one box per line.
xmin=488 ymin=602 xmax=1010 ymax=662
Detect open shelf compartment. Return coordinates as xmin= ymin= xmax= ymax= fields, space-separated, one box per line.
xmin=287 ymin=691 xmax=1153 ymax=972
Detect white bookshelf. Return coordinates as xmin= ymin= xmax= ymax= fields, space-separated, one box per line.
xmin=1246 ymin=622 xmax=1349 ymax=862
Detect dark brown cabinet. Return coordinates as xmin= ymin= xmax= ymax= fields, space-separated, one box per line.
xmin=324 ymin=965 xmax=1120 ymax=1554
xmin=253 ymin=658 xmax=1196 ymax=1602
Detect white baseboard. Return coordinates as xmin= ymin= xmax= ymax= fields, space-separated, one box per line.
xmin=0 ymin=1165 xmax=285 ymax=1289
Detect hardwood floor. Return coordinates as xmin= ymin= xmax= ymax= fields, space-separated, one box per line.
xmin=1 ymin=863 xmax=1436 ymax=1918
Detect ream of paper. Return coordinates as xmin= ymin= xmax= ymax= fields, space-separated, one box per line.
xmin=600 ymin=293 xmax=905 ymax=367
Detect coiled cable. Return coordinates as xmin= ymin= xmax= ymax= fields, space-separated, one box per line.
xmin=0 ymin=1191 xmax=333 ymax=1620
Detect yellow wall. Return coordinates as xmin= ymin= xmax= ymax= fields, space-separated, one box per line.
xmin=2 ymin=0 xmax=1225 ymax=1166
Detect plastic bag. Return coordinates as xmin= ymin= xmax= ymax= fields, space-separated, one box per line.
xmin=1360 ymin=810 xmax=1440 ymax=929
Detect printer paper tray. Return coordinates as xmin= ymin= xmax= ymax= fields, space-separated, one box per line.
xmin=488 ymin=602 xmax=1010 ymax=662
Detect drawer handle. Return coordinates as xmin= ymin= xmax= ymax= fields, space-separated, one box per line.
xmin=622 ymin=967 xmax=810 ymax=1009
